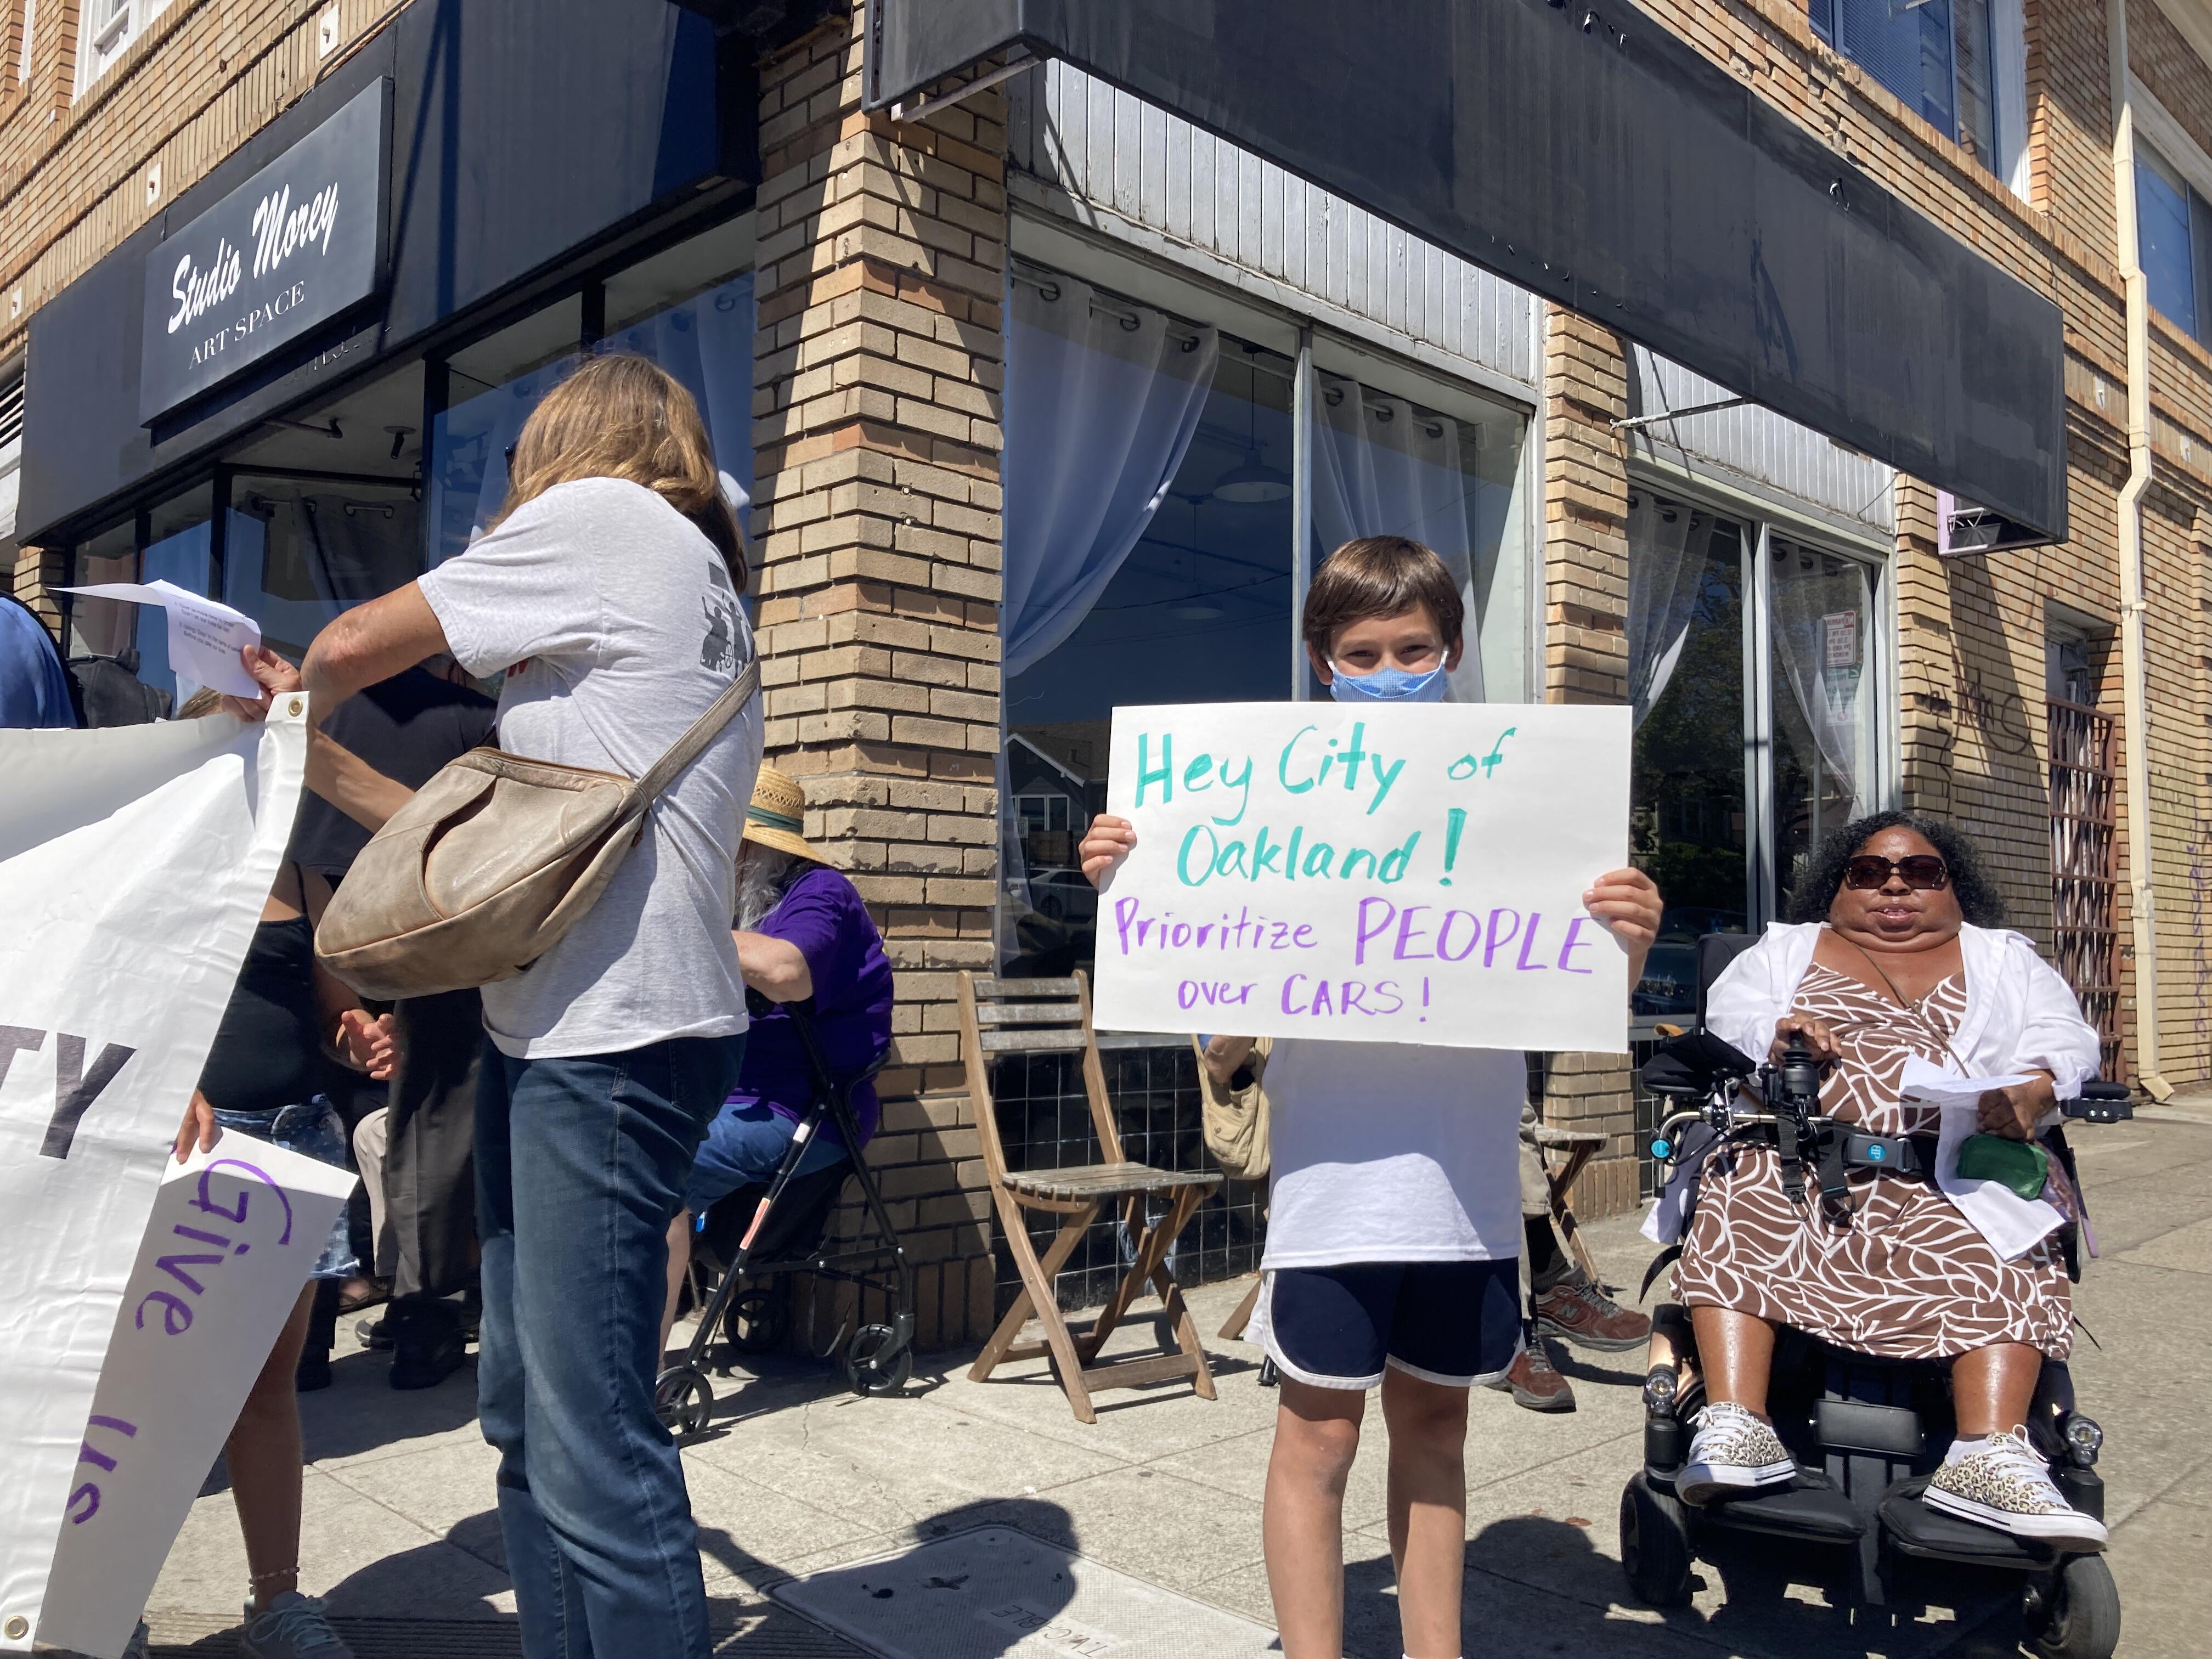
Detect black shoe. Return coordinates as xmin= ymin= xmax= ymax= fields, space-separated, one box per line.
xmin=357 ymin=1316 xmax=394 ymax=1351
xmin=388 ymin=1299 xmax=467 ymax=1390
xmin=295 ymin=1348 xmax=332 ymax=1392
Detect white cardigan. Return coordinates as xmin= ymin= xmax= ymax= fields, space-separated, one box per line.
xmin=1703 ymin=922 xmax=2103 ymax=1098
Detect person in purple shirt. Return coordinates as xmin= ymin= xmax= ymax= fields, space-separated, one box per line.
xmin=660 ymin=766 xmax=894 ymax=1345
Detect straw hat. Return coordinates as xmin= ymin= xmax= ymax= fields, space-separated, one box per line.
xmin=742 ymin=765 xmax=823 ymax=863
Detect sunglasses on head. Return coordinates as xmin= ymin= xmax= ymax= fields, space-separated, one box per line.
xmin=1844 ymin=854 xmax=1949 ymax=891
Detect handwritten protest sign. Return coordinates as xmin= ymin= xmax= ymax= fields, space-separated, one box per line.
xmin=1091 ymin=702 xmax=1633 ymax=1052
xmin=0 ymin=705 xmax=304 ymax=1656
xmin=37 ymin=1136 xmax=354 ymax=1658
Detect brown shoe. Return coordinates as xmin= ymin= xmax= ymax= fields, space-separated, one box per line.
xmin=1534 ymin=1278 xmax=1651 ymax=1352
xmin=1487 ymin=1340 xmax=1576 ymax=1412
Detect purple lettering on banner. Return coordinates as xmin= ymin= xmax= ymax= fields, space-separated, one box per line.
xmin=67 ymin=1483 xmax=99 ymax=1524
xmin=1339 ymin=981 xmax=1369 ymax=1014
xmin=1393 ymin=906 xmax=1434 ymax=960
xmin=1170 ymin=922 xmax=1192 ymax=947
xmin=1483 ymin=909 xmax=1523 ymax=968
xmin=1114 ymin=897 xmax=1140 ymax=955
xmin=1179 ymin=981 xmax=1201 ymax=1011
xmin=1556 ymin=916 xmax=1597 ymax=974
xmin=193 ymin=1158 xmax=294 ymax=1244
xmin=1292 ymin=924 xmax=1317 ymax=949
xmin=1515 ymin=913 xmax=1550 ymax=972
xmin=1354 ymin=898 xmax=1395 ymax=966
xmin=1280 ymin=974 xmax=1310 ymax=1015
xmin=1372 ymin=980 xmax=1405 ymax=1015
xmin=1311 ymin=980 xmax=1335 ymax=1015
xmin=1436 ymin=911 xmax=1482 ymax=962
xmin=136 ymin=1290 xmax=193 ymax=1335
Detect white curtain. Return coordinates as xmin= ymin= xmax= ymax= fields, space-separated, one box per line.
xmin=1310 ymin=373 xmax=1484 ymax=699
xmin=1001 ymin=275 xmax=1220 ymax=676
xmin=1769 ymin=562 xmax=1871 ymax=816
xmin=1626 ymin=493 xmax=1702 ymax=727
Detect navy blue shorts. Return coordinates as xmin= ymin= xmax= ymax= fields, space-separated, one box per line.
xmin=1250 ymin=1259 xmax=1522 ymax=1390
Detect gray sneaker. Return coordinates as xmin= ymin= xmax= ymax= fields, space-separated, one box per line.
xmin=1677 ymin=1400 xmax=1797 ymax=1504
xmin=239 ymin=1593 xmax=353 ymax=1658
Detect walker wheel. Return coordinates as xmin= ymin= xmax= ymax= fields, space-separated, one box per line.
xmin=654 ymin=1365 xmax=714 ymax=1437
xmin=844 ymin=1324 xmax=913 ymax=1396
xmin=1620 ymin=1473 xmax=1695 ymax=1607
xmin=721 ymin=1282 xmax=789 ymax=1355
xmin=2024 ymin=1554 xmax=2121 ymax=1659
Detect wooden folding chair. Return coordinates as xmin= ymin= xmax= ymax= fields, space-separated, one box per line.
xmin=1531 ymin=1121 xmax=1609 ymax=1285
xmin=960 ymin=970 xmax=1220 ymax=1423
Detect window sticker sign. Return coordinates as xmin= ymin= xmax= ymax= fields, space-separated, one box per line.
xmin=1092 ymin=703 xmax=1633 ymax=1052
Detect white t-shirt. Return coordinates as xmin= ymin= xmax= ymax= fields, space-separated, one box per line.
xmin=416 ymin=476 xmax=764 ymax=1059
xmin=1260 ymin=1037 xmax=1526 ymax=1269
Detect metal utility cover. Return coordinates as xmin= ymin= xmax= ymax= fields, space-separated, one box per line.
xmin=772 ymin=1526 xmax=1281 ymax=1658
xmin=866 ymin=0 xmax=2068 ymax=545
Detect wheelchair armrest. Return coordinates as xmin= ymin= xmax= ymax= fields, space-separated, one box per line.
xmin=2062 ymin=1081 xmax=2134 ymax=1124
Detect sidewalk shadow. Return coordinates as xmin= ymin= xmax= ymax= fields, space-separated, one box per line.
xmin=701 ymin=1498 xmax=1081 ymax=1655
xmin=1336 ymin=1513 xmax=2022 ymax=1659
xmin=197 ymin=1348 xmax=484 ymax=1497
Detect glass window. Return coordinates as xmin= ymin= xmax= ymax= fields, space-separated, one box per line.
xmin=428 ymin=296 xmax=584 ymax=566
xmin=1628 ymin=497 xmax=1750 ymax=1022
xmin=1810 ymin=0 xmax=2004 ymax=173
xmin=1002 ymin=330 xmax=1296 ymax=976
xmin=138 ymin=486 xmax=213 ymax=697
xmin=1770 ymin=537 xmax=1878 ymax=911
xmin=2136 ymin=143 xmax=2203 ymax=338
xmin=1310 ymin=370 xmax=1528 ymax=699
xmin=66 ymin=519 xmax=139 ymax=663
xmin=601 ymin=236 xmax=755 ymax=542
xmin=223 ymin=475 xmax=422 ymax=661
xmin=73 ymin=0 xmax=169 ymax=97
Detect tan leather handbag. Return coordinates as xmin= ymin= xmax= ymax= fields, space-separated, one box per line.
xmin=1194 ymin=1035 xmax=1272 ymax=1181
xmin=315 ymin=660 xmax=759 ymax=1000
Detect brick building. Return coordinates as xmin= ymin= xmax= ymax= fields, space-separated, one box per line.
xmin=4 ymin=0 xmax=2208 ymax=1347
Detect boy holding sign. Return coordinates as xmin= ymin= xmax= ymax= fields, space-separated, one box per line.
xmin=1080 ymin=538 xmax=1660 ymax=1659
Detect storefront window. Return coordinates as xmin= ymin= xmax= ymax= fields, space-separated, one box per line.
xmin=1626 ymin=489 xmax=1887 ymax=1023
xmin=428 ymin=295 xmax=585 ymax=566
xmin=139 ymin=486 xmax=215 ymax=696
xmin=602 ymin=254 xmax=755 ymax=540
xmin=65 ymin=519 xmax=140 ymax=663
xmin=223 ymin=475 xmax=422 ymax=661
xmin=997 ymin=261 xmax=1536 ymax=975
xmin=1628 ymin=496 xmax=1749 ymax=1020
xmin=1770 ymin=535 xmax=1877 ymax=906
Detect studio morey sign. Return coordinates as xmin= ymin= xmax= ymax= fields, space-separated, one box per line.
xmin=139 ymin=80 xmax=389 ymax=424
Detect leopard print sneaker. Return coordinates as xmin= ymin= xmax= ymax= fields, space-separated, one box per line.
xmin=1923 ymin=1427 xmax=2109 ymax=1549
xmin=1677 ymin=1400 xmax=1797 ymax=1505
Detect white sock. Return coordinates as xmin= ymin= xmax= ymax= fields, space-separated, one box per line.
xmin=1945 ymin=1434 xmax=1991 ymax=1464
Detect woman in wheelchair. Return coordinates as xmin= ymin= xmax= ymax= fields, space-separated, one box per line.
xmin=1671 ymin=811 xmax=2106 ymax=1549
xmin=658 ymin=766 xmax=895 ymax=1350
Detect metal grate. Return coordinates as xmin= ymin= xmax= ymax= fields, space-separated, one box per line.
xmin=2047 ymin=697 xmax=2123 ymax=1080
xmin=988 ymin=1042 xmax=1265 ymax=1317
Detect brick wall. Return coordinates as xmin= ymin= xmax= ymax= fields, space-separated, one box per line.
xmin=748 ymin=7 xmax=1012 ymax=1347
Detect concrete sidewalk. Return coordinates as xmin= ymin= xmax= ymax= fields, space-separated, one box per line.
xmin=144 ymin=1106 xmax=2212 ymax=1657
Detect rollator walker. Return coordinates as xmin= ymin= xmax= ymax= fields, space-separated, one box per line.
xmin=654 ymin=1000 xmax=913 ymax=1436
xmin=1621 ymin=935 xmax=2133 ymax=1659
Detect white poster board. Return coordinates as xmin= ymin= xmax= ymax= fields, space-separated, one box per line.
xmin=38 ymin=1136 xmax=354 ymax=1658
xmin=0 ymin=704 xmax=305 ymax=1655
xmin=1091 ymin=702 xmax=1633 ymax=1052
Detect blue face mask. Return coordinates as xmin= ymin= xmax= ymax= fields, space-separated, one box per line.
xmin=1328 ymin=663 xmax=1449 ymax=704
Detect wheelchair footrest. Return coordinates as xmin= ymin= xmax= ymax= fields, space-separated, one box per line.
xmin=1695 ymin=1480 xmax=1866 ymax=1542
xmin=1879 ymin=1477 xmax=2061 ymax=1568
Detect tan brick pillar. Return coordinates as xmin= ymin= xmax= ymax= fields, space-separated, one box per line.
xmin=1539 ymin=304 xmax=1639 ymax=1217
xmin=750 ymin=9 xmax=1009 ymax=1346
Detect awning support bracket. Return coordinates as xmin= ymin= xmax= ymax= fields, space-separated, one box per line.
xmin=1611 ymin=396 xmax=1748 ymax=432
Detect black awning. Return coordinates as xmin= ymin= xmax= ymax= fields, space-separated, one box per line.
xmin=869 ymin=0 xmax=2067 ymax=544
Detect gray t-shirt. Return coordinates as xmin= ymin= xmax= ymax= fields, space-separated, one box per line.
xmin=416 ymin=476 xmax=763 ymax=1059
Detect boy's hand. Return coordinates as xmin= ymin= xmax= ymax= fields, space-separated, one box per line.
xmin=1583 ymin=866 xmax=1662 ymax=985
xmin=1080 ymin=814 xmax=1137 ymax=888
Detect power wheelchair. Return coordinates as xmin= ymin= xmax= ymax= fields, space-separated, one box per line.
xmin=653 ymin=1000 xmax=915 ymax=1436
xmin=1620 ymin=934 xmax=2134 ymax=1659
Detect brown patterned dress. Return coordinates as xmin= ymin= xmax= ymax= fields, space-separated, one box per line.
xmin=1674 ymin=963 xmax=2072 ymax=1359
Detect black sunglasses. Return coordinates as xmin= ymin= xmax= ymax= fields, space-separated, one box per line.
xmin=1843 ymin=854 xmax=1949 ymax=891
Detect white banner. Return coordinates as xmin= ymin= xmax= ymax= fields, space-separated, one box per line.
xmin=1092 ymin=702 xmax=1633 ymax=1052
xmin=39 ymin=1136 xmax=354 ymax=1658
xmin=0 ymin=703 xmax=306 ymax=1655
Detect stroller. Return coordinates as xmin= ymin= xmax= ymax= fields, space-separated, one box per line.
xmin=653 ymin=998 xmax=915 ymax=1436
xmin=1621 ymin=934 xmax=2134 ymax=1659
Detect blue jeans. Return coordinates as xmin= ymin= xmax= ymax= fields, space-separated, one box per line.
xmin=681 ymin=1099 xmax=848 ymax=1216
xmin=208 ymin=1097 xmax=358 ymax=1279
xmin=475 ymin=1034 xmax=743 ymax=1659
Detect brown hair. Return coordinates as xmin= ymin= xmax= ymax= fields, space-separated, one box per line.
xmin=176 ymin=688 xmax=223 ymax=720
xmin=492 ymin=353 xmax=748 ymax=588
xmin=1300 ymin=535 xmax=1465 ymax=661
